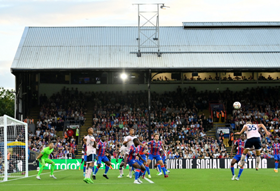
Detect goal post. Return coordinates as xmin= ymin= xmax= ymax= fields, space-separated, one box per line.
xmin=0 ymin=115 xmax=28 ymax=182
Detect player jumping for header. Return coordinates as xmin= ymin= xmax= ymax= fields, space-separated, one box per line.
xmin=92 ymin=135 xmax=113 ymax=180
xmin=235 ymin=121 xmax=270 ymax=171
xmin=36 ymin=143 xmax=56 ymax=180
xmin=230 ymin=134 xmax=246 ymax=180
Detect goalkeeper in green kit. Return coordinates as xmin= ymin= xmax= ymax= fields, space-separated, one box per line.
xmin=36 ymin=143 xmax=56 ymax=180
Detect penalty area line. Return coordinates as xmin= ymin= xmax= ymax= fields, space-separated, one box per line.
xmin=0 ymin=170 xmax=67 ymax=183
xmin=144 ymin=177 xmax=154 ymax=184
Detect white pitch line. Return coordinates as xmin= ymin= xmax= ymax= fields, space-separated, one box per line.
xmin=2 ymin=183 xmax=135 ymax=186
xmin=144 ymin=177 xmax=154 ymax=184
xmin=0 ymin=170 xmax=67 ymax=183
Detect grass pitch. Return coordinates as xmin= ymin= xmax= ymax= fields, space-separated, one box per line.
xmin=1 ymin=168 xmax=279 ymax=191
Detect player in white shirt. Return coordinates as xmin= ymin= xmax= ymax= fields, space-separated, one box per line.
xmin=235 ymin=121 xmax=270 ymax=170
xmin=117 ymin=144 xmax=128 ymax=178
xmin=83 ymin=127 xmax=97 ymax=184
xmin=123 ymin=129 xmax=137 ymax=152
xmin=122 ymin=128 xmax=137 ymax=178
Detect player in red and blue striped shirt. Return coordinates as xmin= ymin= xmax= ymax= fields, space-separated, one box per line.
xmin=230 ymin=134 xmax=246 ymax=180
xmin=137 ymin=136 xmax=151 ymax=178
xmin=157 ymin=141 xmax=170 ymax=175
xmin=125 ymin=138 xmax=146 ymax=184
xmin=146 ymin=133 xmax=168 ymax=178
xmin=273 ymin=140 xmax=280 ymax=173
xmin=93 ymin=136 xmax=113 ymax=180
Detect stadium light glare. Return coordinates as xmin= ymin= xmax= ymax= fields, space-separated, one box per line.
xmin=120 ymin=73 xmax=128 ymax=80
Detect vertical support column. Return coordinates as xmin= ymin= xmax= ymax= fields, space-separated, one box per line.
xmin=14 ymin=75 xmax=17 ymax=118
xmin=137 ymin=4 xmax=141 ymax=57
xmin=25 ymin=122 xmax=28 ymax=177
xmin=3 ymin=115 xmax=8 ymax=181
xmin=148 ymin=69 xmax=151 ymax=140
xmin=157 ymin=4 xmax=160 ymax=55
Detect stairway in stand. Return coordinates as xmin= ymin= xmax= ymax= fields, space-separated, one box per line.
xmin=28 ymin=105 xmax=40 ymax=127
xmin=75 ymin=103 xmax=94 ymax=159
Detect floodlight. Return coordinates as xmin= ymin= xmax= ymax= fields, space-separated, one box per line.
xmin=120 ymin=73 xmax=128 ymax=80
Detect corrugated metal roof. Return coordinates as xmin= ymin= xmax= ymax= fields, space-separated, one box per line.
xmin=182 ymin=22 xmax=280 ymax=27
xmin=11 ymin=24 xmax=280 ymax=70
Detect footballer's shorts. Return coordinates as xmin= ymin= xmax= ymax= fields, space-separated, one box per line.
xmin=84 ymin=155 xmax=87 ymax=162
xmin=233 ymin=154 xmax=247 ymax=162
xmin=86 ymin=154 xmax=96 ymax=163
xmin=245 ymin=137 xmax=261 ymax=150
xmin=139 ymin=154 xmax=147 ymax=165
xmin=233 ymin=155 xmax=242 ymax=162
xmin=274 ymin=154 xmax=280 ymax=161
xmin=148 ymin=154 xmax=162 ymax=162
xmin=39 ymin=158 xmax=54 ymax=166
xmin=127 ymin=159 xmax=142 ymax=167
xmin=97 ymin=155 xmax=109 ymax=164
xmin=162 ymin=156 xmax=166 ymax=164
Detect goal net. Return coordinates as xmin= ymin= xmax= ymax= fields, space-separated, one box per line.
xmin=0 ymin=115 xmax=28 ymax=182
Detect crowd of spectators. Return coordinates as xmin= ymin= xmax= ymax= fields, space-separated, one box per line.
xmin=38 ymin=87 xmax=88 ymax=131
xmin=88 ymin=86 xmax=280 ymax=160
xmin=27 ymin=87 xmax=90 ymax=159
xmin=87 ymin=87 xmax=237 ymax=160
xmin=153 ymin=73 xmax=280 ymax=82
xmin=28 ymin=129 xmax=77 ymax=159
xmin=23 ymin=85 xmax=280 ymax=161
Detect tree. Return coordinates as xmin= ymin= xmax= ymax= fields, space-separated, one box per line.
xmin=0 ymin=87 xmax=15 ymax=117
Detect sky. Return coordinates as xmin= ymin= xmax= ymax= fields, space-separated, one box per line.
xmin=1 ymin=0 xmax=280 ymax=89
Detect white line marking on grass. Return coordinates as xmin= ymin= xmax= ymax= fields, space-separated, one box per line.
xmin=144 ymin=177 xmax=154 ymax=183
xmin=0 ymin=170 xmax=67 ymax=183
xmin=2 ymin=183 xmax=136 ymax=186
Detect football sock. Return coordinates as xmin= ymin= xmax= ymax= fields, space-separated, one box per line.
xmin=275 ymin=161 xmax=279 ymax=169
xmin=37 ymin=165 xmax=44 ymax=176
xmin=240 ymin=154 xmax=246 ymax=167
xmin=161 ymin=165 xmax=167 ymax=175
xmin=139 ymin=170 xmax=145 ymax=179
xmin=238 ymin=168 xmax=244 ymax=178
xmin=145 ymin=165 xmax=150 ymax=175
xmin=157 ymin=164 xmax=162 ymax=173
xmin=135 ymin=169 xmax=140 ymax=180
xmin=50 ymin=163 xmax=55 ymax=175
xmin=230 ymin=166 xmax=235 ymax=175
xmin=104 ymin=165 xmax=109 ymax=175
xmin=119 ymin=167 xmax=123 ymax=175
xmin=256 ymin=156 xmax=261 ymax=168
xmin=86 ymin=167 xmax=92 ymax=178
xmin=129 ymin=166 xmax=132 ymax=176
xmin=83 ymin=165 xmax=86 ymax=173
xmin=93 ymin=166 xmax=99 ymax=175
